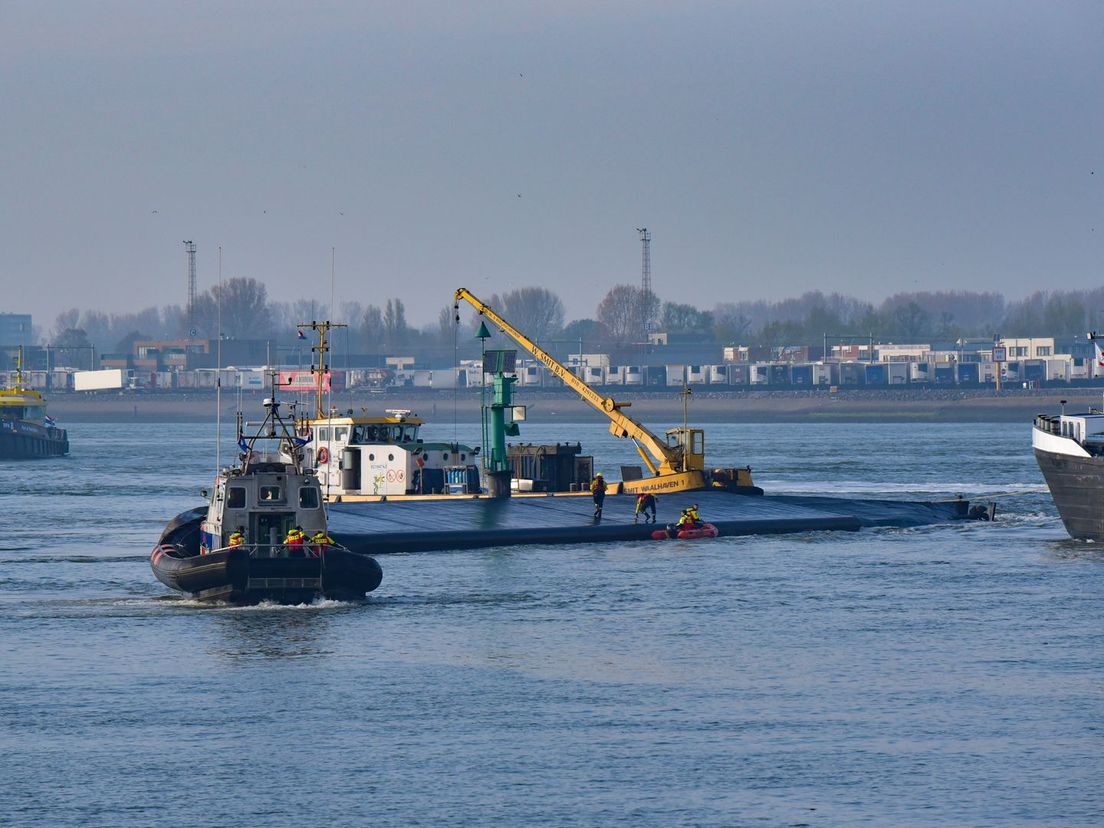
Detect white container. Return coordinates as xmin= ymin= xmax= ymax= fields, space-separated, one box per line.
xmin=73 ymin=368 xmax=125 ymax=391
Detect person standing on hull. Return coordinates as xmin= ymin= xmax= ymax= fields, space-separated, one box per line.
xmin=634 ymin=492 xmax=657 ymax=524
xmin=590 ymin=472 xmax=607 ymax=520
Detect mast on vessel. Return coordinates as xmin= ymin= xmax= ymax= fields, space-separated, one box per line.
xmin=297 ymin=320 xmax=347 ymax=420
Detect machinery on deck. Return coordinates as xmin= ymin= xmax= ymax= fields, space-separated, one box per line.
xmin=454 ymin=288 xmax=759 ymax=495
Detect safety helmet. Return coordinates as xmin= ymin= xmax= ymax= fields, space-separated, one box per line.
xmin=595 ymin=472 xmax=603 ymax=477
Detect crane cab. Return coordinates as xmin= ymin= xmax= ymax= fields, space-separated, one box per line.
xmin=665 ymin=427 xmax=705 ymax=472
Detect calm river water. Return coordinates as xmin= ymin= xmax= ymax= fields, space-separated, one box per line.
xmin=1 ymin=420 xmax=1101 ymax=826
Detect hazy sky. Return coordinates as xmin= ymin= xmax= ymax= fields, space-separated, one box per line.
xmin=2 ymin=1 xmax=1101 ymax=332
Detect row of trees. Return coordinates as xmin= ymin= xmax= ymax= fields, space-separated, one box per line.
xmin=46 ymin=279 xmax=1104 ymax=358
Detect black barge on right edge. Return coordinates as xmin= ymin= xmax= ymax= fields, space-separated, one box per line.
xmin=1033 ymin=409 xmax=1104 ymax=541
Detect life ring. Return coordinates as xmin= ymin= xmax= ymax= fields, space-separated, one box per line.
xmin=317 ymin=447 xmax=330 ymax=464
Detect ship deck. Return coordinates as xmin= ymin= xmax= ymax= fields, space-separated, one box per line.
xmin=327 ymin=489 xmax=973 ymax=554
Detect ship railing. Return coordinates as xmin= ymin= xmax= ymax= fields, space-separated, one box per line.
xmin=1033 ymin=414 xmax=1060 ymax=435
xmin=207 ymin=541 xmax=349 ymax=559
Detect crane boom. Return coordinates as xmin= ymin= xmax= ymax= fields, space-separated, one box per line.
xmin=455 ymin=287 xmax=689 ymax=482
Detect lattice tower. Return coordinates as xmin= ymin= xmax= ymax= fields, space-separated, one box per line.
xmin=184 ymin=240 xmax=197 ymax=336
xmin=637 ymin=227 xmax=652 ymax=336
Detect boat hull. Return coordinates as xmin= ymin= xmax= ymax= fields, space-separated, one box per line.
xmin=161 ymin=489 xmax=985 ymax=562
xmin=150 ymin=544 xmax=383 ymax=604
xmin=327 ymin=489 xmax=980 ymax=553
xmin=0 ymin=421 xmax=68 ymax=459
xmin=1033 ymin=447 xmax=1104 ymax=541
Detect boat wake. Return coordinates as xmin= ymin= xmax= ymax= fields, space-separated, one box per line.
xmin=159 ymin=596 xmax=366 ymax=611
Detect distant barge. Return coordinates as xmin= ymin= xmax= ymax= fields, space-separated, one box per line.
xmin=0 ymin=348 xmax=68 ymax=460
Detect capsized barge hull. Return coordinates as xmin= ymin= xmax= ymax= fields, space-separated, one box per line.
xmin=321 ymin=489 xmax=980 ymax=555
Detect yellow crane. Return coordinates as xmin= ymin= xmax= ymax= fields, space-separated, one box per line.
xmin=454 ymin=288 xmax=757 ymax=495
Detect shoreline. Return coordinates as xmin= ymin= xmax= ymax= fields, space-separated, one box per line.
xmin=41 ymin=387 xmax=1088 ymax=424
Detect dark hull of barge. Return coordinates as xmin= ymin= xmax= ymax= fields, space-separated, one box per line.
xmin=0 ymin=421 xmax=68 ymax=459
xmin=323 ymin=490 xmax=982 ymax=554
xmin=162 ymin=493 xmax=982 ymax=560
xmin=1034 ymin=448 xmax=1104 ymax=541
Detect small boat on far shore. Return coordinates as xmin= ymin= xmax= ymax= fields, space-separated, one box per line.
xmin=0 ymin=347 xmax=68 ymax=459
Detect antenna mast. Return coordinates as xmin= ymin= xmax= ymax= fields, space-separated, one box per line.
xmin=184 ymin=240 xmax=197 ymax=336
xmin=637 ymin=227 xmax=652 ymax=341
xmin=298 ymin=320 xmax=347 ymax=419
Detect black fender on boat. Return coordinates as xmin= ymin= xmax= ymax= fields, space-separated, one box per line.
xmin=156 ymin=505 xmax=207 ymax=556
xmin=321 ymin=547 xmax=384 ymax=599
xmin=150 ymin=543 xmax=382 ymax=602
xmin=150 ymin=546 xmax=250 ymax=594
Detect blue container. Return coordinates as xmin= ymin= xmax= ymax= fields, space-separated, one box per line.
xmin=1024 ymin=361 xmax=1046 ymax=383
xmin=791 ymin=365 xmax=813 ymax=386
xmin=956 ymin=363 xmax=980 ymax=384
xmin=864 ymin=364 xmax=886 ymax=385
xmin=840 ymin=363 xmax=865 ymax=386
xmin=443 ymin=465 xmax=482 ymax=494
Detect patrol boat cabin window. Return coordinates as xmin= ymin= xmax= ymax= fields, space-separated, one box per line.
xmin=227 ymin=487 xmax=246 ymax=508
xmin=335 ymin=426 xmax=349 ymax=443
xmin=259 ymin=485 xmax=282 ymax=502
xmin=298 ymin=487 xmax=319 ymax=509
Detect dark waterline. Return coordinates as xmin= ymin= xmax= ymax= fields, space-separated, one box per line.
xmin=1 ymin=421 xmax=1101 ymax=826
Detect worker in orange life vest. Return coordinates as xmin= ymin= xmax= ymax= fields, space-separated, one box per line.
xmin=284 ymin=526 xmax=306 ymax=557
xmin=634 ymin=493 xmax=657 ymax=524
xmin=590 ymin=472 xmax=607 ymax=518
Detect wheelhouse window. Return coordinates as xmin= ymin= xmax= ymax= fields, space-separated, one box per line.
xmin=318 ymin=427 xmax=331 ymax=441
xmin=335 ymin=426 xmax=349 ymax=442
xmin=298 ymin=487 xmax=319 ymax=509
xmin=259 ymin=486 xmax=281 ymax=502
xmin=352 ymin=424 xmax=377 ymax=443
xmin=227 ymin=487 xmax=246 ymax=508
